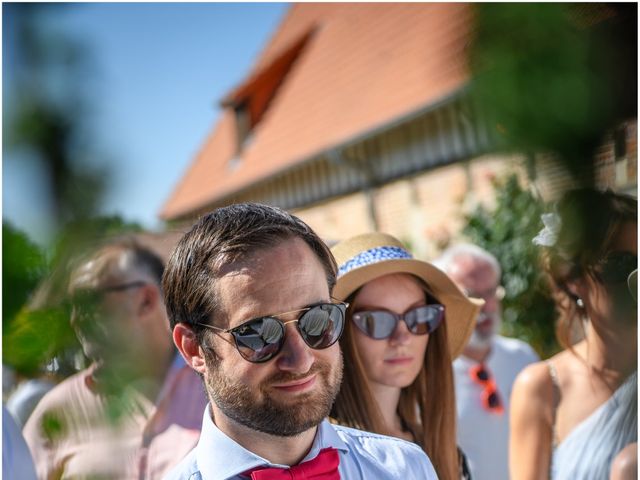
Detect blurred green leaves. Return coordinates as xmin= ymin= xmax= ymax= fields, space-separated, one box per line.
xmin=3 ymin=222 xmax=46 ymax=327
xmin=3 ymin=216 xmax=145 ymax=377
xmin=5 ymin=3 xmax=110 ymax=228
xmin=464 ymin=4 xmax=637 ymax=357
xmin=470 ymin=3 xmax=637 ymax=184
xmin=463 ymin=174 xmax=558 ymax=358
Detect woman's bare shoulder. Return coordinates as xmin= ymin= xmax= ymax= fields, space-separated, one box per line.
xmin=515 ymin=346 xmax=582 ymax=391
xmin=513 ymin=361 xmax=554 ymax=397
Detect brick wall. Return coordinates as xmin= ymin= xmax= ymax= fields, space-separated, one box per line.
xmin=533 ymin=119 xmax=638 ymax=201
xmin=294 ymin=153 xmax=528 ymax=260
xmin=169 ymin=121 xmax=636 ymax=263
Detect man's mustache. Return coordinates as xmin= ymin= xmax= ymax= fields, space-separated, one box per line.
xmin=265 ymin=362 xmax=328 ymax=384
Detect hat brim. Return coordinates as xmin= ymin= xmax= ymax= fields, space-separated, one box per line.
xmin=333 ymin=258 xmax=483 ymax=359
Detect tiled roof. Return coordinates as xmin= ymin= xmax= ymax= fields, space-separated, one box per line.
xmin=160 ymin=3 xmax=473 ymax=220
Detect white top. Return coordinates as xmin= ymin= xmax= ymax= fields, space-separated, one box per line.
xmin=551 ymin=371 xmax=637 ymax=480
xmin=164 ymin=405 xmax=438 ymax=480
xmin=453 ymin=335 xmax=539 ymax=480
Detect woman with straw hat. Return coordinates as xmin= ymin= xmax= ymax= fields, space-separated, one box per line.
xmin=330 ymin=232 xmax=483 ymax=480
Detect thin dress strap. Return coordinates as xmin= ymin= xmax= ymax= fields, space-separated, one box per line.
xmin=546 ymin=360 xmax=561 ymax=447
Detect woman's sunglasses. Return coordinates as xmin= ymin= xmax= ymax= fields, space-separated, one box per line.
xmin=197 ymin=302 xmax=347 ymax=363
xmin=352 ymin=304 xmax=444 ymax=340
xmin=595 ymin=251 xmax=637 ymax=285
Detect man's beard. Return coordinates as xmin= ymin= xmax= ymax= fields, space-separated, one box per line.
xmin=467 ymin=311 xmax=501 ymax=350
xmin=204 ymin=349 xmax=343 ymax=437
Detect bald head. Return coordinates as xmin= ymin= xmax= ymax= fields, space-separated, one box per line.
xmin=434 ymin=243 xmax=503 ymax=353
xmin=434 ymin=244 xmax=500 ymax=281
xmin=69 ymin=241 xmax=164 ymax=295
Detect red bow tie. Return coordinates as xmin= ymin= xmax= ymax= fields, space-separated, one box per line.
xmin=246 ymin=448 xmax=340 ymax=480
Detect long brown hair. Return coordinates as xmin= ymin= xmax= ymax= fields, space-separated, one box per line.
xmin=330 ymin=278 xmax=459 ymax=480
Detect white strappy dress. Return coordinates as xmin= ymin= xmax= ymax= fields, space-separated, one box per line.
xmin=551 ymin=371 xmax=637 ymax=479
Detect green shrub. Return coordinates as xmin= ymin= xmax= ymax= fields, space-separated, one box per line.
xmin=463 ymin=174 xmax=558 ymax=358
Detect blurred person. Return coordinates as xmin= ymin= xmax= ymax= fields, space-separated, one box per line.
xmin=434 ymin=243 xmax=539 ymax=480
xmin=3 ymin=405 xmax=37 ymax=480
xmin=23 ymin=238 xmax=207 ymax=479
xmin=330 ymin=232 xmax=483 ymax=480
xmin=510 ymin=188 xmax=637 ymax=479
xmin=163 ymin=204 xmax=438 ymax=479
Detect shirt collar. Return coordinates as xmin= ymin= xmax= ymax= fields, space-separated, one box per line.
xmin=196 ymin=405 xmax=349 ymax=479
xmin=307 ymin=419 xmax=349 ymax=459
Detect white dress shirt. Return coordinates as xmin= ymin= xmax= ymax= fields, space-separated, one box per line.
xmin=163 ymin=405 xmax=438 ymax=480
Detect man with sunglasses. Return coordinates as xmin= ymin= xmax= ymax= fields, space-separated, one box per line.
xmin=162 ymin=203 xmax=437 ymax=479
xmin=23 ymin=239 xmax=207 ymax=479
xmin=434 ymin=244 xmax=539 ymax=480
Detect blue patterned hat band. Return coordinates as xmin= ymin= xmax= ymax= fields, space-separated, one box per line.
xmin=338 ymin=246 xmax=413 ymax=277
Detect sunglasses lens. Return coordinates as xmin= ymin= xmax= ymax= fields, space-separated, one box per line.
xmin=232 ymin=317 xmax=284 ymax=363
xmin=487 ymin=391 xmax=501 ymax=409
xmin=404 ymin=305 xmax=444 ymax=334
xmin=299 ymin=303 xmax=345 ymax=349
xmin=475 ymin=367 xmax=490 ymax=382
xmin=353 ymin=311 xmax=398 ymax=339
xmin=598 ymin=252 xmax=638 ymax=285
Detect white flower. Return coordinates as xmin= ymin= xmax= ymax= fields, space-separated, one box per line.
xmin=532 ymin=212 xmax=562 ymax=247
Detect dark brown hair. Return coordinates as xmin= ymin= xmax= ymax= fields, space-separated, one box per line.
xmin=331 ymin=279 xmax=459 ymax=480
xmin=540 ymin=188 xmax=637 ymax=348
xmin=162 ymin=203 xmax=337 ymax=344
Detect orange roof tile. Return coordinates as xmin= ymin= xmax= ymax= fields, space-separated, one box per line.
xmin=161 ymin=3 xmax=473 ymax=220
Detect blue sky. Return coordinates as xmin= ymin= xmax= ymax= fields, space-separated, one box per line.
xmin=3 ymin=2 xmax=289 ymax=245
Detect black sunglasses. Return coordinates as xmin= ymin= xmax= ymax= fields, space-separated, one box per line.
xmin=595 ymin=251 xmax=637 ymax=285
xmin=197 ymin=302 xmax=347 ymax=363
xmin=352 ymin=304 xmax=445 ymax=340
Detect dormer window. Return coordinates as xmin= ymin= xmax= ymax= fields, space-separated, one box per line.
xmin=221 ymin=28 xmax=316 ymax=159
xmin=233 ymin=100 xmax=253 ymax=152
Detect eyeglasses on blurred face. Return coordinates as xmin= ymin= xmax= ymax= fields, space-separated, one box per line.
xmin=464 ymin=285 xmax=505 ymax=302
xmin=70 ymin=281 xmax=148 ymax=318
xmin=469 ymin=363 xmax=504 ymax=414
xmin=352 ymin=304 xmax=445 ymax=340
xmin=197 ymin=302 xmax=347 ymax=363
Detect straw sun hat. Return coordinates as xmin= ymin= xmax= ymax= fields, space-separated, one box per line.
xmin=331 ymin=232 xmax=483 ymax=359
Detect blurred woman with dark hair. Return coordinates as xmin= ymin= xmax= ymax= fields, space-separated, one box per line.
xmin=510 ymin=188 xmax=637 ymax=479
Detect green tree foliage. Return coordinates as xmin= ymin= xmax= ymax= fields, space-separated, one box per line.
xmin=5 ymin=3 xmax=110 ymax=229
xmin=4 ymin=5 xmax=150 ymax=423
xmin=3 ymin=222 xmax=46 ymax=329
xmin=4 ymin=216 xmax=144 ymax=377
xmin=463 ymin=174 xmax=558 ymax=358
xmin=3 ymin=4 xmax=121 ymax=378
xmin=470 ymin=3 xmax=636 ymax=185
